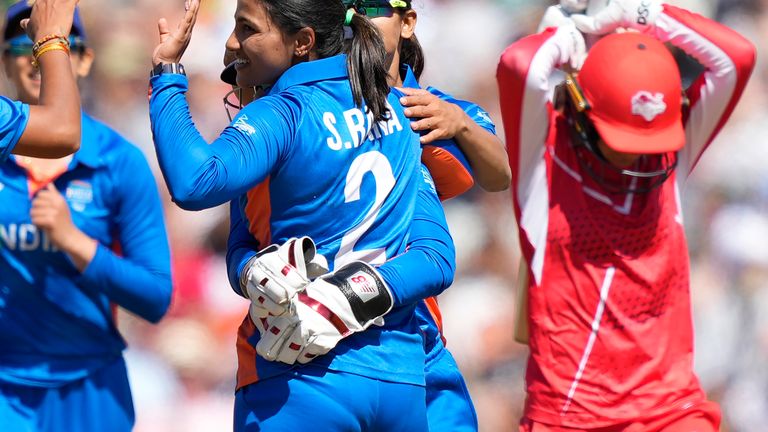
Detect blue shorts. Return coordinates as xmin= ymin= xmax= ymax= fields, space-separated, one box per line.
xmin=425 ymin=338 xmax=478 ymax=432
xmin=0 ymin=356 xmax=134 ymax=432
xmin=234 ymin=367 xmax=428 ymax=431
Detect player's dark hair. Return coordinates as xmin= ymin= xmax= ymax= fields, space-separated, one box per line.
xmin=400 ymin=34 xmax=425 ymax=80
xmin=260 ymin=0 xmax=390 ymax=122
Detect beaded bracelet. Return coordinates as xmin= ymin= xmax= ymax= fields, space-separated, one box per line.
xmin=31 ymin=42 xmax=70 ymax=68
xmin=32 ymin=37 xmax=70 ymax=59
xmin=31 ymin=34 xmax=68 ymax=53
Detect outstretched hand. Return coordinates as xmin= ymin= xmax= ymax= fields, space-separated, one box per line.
xmin=152 ymin=0 xmax=201 ymax=66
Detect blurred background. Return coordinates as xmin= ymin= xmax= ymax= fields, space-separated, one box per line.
xmin=2 ymin=0 xmax=767 ymax=430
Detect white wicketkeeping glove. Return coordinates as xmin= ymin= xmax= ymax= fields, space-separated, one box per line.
xmin=570 ymin=0 xmax=662 ymax=35
xmin=554 ymin=22 xmax=587 ymax=71
xmin=538 ymin=0 xmax=590 ymax=33
xmin=240 ymin=237 xmax=328 ymax=321
xmin=256 ymin=261 xmax=394 ymax=365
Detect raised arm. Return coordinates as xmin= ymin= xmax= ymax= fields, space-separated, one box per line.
xmin=571 ymin=0 xmax=756 ymax=177
xmin=653 ymin=5 xmax=756 ymax=177
xmin=497 ymin=25 xmax=584 ymax=208
xmin=13 ymin=0 xmax=81 ymax=158
xmin=149 ymin=74 xmax=296 ymax=211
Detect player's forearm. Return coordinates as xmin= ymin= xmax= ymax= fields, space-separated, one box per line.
xmin=227 ymin=202 xmax=260 ymax=297
xmin=454 ymin=119 xmax=511 ymax=192
xmin=655 ymin=5 xmax=755 ymax=76
xmin=376 ymin=184 xmax=456 ymax=307
xmin=57 ymin=228 xmax=97 ymax=272
xmin=497 ymin=29 xmax=559 ymax=182
xmin=16 ymin=52 xmax=80 ymax=158
xmin=149 ymin=74 xmax=220 ymax=210
xmin=76 ymin=244 xmax=172 ymax=323
xmin=150 ymin=75 xmax=281 ymax=211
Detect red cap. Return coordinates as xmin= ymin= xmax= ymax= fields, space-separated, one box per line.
xmin=576 ymin=32 xmax=684 ymax=154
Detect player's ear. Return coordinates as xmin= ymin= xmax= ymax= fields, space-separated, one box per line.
xmin=74 ymin=47 xmax=95 ymax=79
xmin=400 ymin=9 xmax=417 ymax=40
xmin=293 ymin=27 xmax=315 ymax=59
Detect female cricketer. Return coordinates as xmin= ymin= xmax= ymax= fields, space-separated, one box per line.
xmin=497 ymin=0 xmax=755 ymax=429
xmin=149 ymin=0 xmax=457 ymax=429
xmin=0 ymin=0 xmax=81 ymax=160
xmin=351 ymin=1 xmax=511 ymax=431
xmin=0 ymin=3 xmax=172 ymax=431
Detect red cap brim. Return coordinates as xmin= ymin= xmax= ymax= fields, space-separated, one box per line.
xmin=588 ymin=113 xmax=685 ymax=154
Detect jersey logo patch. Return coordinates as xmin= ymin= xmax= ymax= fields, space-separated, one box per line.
xmin=476 ymin=110 xmax=493 ymax=125
xmin=233 ymin=114 xmax=256 ymax=135
xmin=65 ymin=180 xmax=93 ymax=212
xmin=347 ymin=271 xmax=379 ymax=303
xmin=631 ymin=91 xmax=666 ymax=122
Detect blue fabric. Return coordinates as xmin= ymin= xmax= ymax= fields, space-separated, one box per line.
xmin=0 ymin=112 xmax=171 ymax=386
xmin=234 ymin=366 xmax=428 ymax=432
xmin=376 ymin=165 xmax=455 ymax=307
xmin=424 ymin=336 xmax=478 ymax=432
xmin=152 ymin=54 xmax=449 ymax=386
xmin=402 ymin=66 xmax=492 ymax=430
xmin=0 ymin=96 xmax=29 ymax=161
xmin=0 ymin=356 xmax=134 ymax=432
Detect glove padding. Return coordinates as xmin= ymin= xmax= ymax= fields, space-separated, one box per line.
xmin=554 ymin=23 xmax=587 ymax=71
xmin=256 ymin=261 xmax=394 ymax=365
xmin=538 ymin=0 xmax=589 ymax=33
xmin=570 ymin=0 xmax=662 ymax=35
xmin=240 ymin=237 xmax=328 ymax=320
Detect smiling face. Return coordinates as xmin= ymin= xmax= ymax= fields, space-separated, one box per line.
xmin=225 ymin=0 xmax=303 ymax=89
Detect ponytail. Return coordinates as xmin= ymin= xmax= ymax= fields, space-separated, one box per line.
xmin=400 ymin=34 xmax=425 ymax=81
xmin=345 ymin=13 xmax=391 ymax=122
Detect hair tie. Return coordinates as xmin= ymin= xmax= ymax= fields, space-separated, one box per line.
xmin=344 ymin=8 xmax=355 ymax=26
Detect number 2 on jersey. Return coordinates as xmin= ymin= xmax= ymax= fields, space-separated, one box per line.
xmin=334 ymin=151 xmax=395 ymax=269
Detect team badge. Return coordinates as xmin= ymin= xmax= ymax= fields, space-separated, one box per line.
xmin=631 ymin=91 xmax=667 ymax=122
xmin=65 ymin=180 xmax=94 ymax=212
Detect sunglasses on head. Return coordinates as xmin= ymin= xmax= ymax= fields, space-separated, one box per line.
xmin=346 ymin=0 xmax=409 ymax=18
xmin=3 ymin=35 xmax=85 ymax=56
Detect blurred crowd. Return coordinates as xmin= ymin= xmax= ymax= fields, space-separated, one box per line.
xmin=2 ymin=0 xmax=767 ymax=430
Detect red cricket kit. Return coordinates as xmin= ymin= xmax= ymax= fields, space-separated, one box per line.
xmin=497 ymin=4 xmax=755 ymax=429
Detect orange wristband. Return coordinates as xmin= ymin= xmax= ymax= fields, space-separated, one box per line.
xmin=31 ymin=42 xmax=69 ymax=68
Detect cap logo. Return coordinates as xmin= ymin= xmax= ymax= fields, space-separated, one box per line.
xmin=631 ymin=91 xmax=667 ymax=122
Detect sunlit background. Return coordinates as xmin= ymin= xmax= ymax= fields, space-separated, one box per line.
xmin=2 ymin=0 xmax=767 ymax=430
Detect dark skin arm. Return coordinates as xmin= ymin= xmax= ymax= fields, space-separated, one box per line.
xmin=14 ymin=0 xmax=81 ymax=158
xmin=399 ymin=88 xmax=511 ymax=192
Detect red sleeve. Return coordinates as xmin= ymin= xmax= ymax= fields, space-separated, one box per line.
xmin=655 ymin=5 xmax=756 ymax=177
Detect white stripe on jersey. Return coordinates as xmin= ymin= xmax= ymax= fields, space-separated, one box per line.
xmin=654 ymin=13 xmax=738 ymax=180
xmin=561 ymin=266 xmax=616 ymax=415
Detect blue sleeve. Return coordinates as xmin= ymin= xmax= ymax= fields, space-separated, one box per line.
xmin=0 ymin=96 xmax=30 ymax=161
xmin=376 ymin=165 xmax=456 ymax=307
xmin=426 ymin=86 xmax=497 ymax=135
xmin=226 ymin=199 xmax=260 ymax=298
xmin=148 ymin=74 xmax=298 ymax=210
xmin=75 ymin=144 xmax=172 ymax=323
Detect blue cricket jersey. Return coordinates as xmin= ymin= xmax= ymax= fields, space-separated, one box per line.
xmin=149 ymin=54 xmax=454 ymax=387
xmin=0 ymin=113 xmax=171 ymax=387
xmin=0 ymin=96 xmax=30 ymax=161
xmin=399 ymin=66 xmax=499 ymax=351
